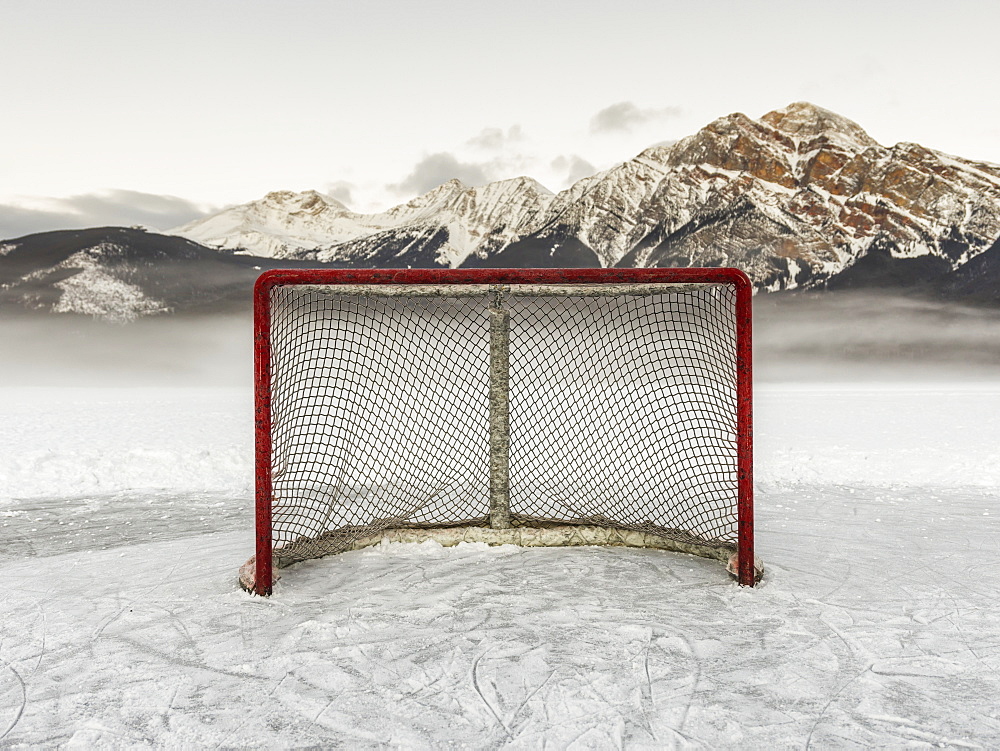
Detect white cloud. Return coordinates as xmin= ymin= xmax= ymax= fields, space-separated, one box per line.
xmin=0 ymin=191 xmax=212 ymax=240
xmin=591 ymin=102 xmax=682 ymax=134
xmin=390 ymin=153 xmax=491 ymax=196
xmin=323 ymin=181 xmax=355 ymax=207
xmin=551 ymin=155 xmax=598 ymax=185
xmin=466 ymin=125 xmax=525 ymax=150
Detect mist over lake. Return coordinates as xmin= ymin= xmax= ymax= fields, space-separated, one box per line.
xmin=4 ymin=289 xmax=999 ymax=388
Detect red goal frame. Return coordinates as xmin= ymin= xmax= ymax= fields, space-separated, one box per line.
xmin=250 ymin=267 xmax=754 ymax=594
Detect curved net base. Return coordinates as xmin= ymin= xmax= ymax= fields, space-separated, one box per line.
xmin=238 ymin=520 xmax=763 ymax=593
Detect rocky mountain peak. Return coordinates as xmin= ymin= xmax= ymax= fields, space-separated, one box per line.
xmin=387 ymin=179 xmax=468 ymax=214
xmin=482 ymin=175 xmax=553 ymax=196
xmin=659 ymin=102 xmax=882 ymax=193
xmin=261 ymin=189 xmax=347 ymax=214
xmin=425 ymin=178 xmax=468 ymax=198
xmin=761 ymin=101 xmax=878 ymax=148
xmin=262 ymin=190 xmax=301 ymax=205
xmin=664 ymin=110 xmax=799 ymax=189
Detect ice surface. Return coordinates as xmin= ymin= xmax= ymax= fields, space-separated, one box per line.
xmin=0 ymin=388 xmax=251 ymax=505
xmin=1 ymin=385 xmax=999 ymax=747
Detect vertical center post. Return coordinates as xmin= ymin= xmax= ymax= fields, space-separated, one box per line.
xmin=488 ymin=286 xmax=512 ymax=529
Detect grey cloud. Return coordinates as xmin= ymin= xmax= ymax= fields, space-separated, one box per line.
xmin=0 ymin=190 xmax=210 ymax=240
xmin=591 ymin=102 xmax=682 ymax=133
xmin=467 ymin=125 xmax=524 ymax=150
xmin=392 ymin=153 xmax=490 ymax=195
xmin=324 ymin=181 xmax=355 ymax=207
xmin=551 ymin=155 xmax=598 ymax=184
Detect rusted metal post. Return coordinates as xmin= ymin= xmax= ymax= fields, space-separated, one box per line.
xmin=252 ymin=275 xmax=275 ymax=596
xmin=489 ymin=286 xmax=512 ymax=529
xmin=734 ymin=273 xmax=756 ymax=586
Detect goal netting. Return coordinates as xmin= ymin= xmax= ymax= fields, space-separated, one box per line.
xmin=243 ymin=269 xmax=756 ymax=594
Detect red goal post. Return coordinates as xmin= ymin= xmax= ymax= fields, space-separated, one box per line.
xmin=245 ymin=268 xmax=756 ymax=594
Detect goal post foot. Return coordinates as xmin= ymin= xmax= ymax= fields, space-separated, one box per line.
xmin=238 ymin=555 xmax=280 ymax=596
xmin=726 ymin=552 xmax=764 ymax=586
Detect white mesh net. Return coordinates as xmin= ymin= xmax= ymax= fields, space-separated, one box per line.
xmin=266 ymin=283 xmax=739 ymax=566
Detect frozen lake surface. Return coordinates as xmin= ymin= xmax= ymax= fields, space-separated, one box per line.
xmin=1 ymin=385 xmax=999 ymax=747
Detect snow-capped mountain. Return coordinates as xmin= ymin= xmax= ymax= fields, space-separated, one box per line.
xmin=4 ymin=103 xmax=1000 ymax=321
xmin=172 ymin=102 xmax=1000 ymax=292
xmin=172 ymin=177 xmax=555 ymax=268
xmin=0 ymin=228 xmax=316 ymax=321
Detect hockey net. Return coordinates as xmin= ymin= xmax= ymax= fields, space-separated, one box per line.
xmin=244 ymin=269 xmax=756 ymax=593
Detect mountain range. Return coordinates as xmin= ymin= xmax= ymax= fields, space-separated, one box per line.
xmin=2 ymin=102 xmax=999 ymax=320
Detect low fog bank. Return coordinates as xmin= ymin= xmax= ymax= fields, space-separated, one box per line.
xmin=754 ymin=290 xmax=1000 ymax=381
xmin=3 ymin=290 xmax=1000 ymax=387
xmin=0 ymin=313 xmax=252 ymax=387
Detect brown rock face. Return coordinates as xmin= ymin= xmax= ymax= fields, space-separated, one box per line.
xmin=603 ymin=102 xmax=1000 ymax=290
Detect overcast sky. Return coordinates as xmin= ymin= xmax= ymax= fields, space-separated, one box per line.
xmin=2 ymin=0 xmax=999 ymax=237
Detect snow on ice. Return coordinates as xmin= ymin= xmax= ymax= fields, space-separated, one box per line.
xmin=1 ymin=385 xmax=1000 ymax=746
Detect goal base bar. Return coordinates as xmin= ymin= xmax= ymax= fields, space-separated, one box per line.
xmin=239 ymin=524 xmax=763 ymax=593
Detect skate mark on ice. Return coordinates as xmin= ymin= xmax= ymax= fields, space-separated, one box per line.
xmin=866 ymin=714 xmax=987 ymax=748
xmin=0 ymin=657 xmax=26 ymax=741
xmin=673 ymin=631 xmax=702 ymax=739
xmin=104 ymin=635 xmax=269 ymax=681
xmin=503 ymin=666 xmax=555 ymax=741
xmin=637 ymin=634 xmax=659 ymax=744
xmin=88 ymin=565 xmax=185 ymax=649
xmin=803 ymin=662 xmax=874 ymax=750
xmin=0 ymin=591 xmax=49 ymax=742
xmin=211 ymin=671 xmax=292 ymax=750
xmin=470 ymin=647 xmax=511 ymax=739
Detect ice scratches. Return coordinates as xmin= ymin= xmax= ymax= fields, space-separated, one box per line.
xmin=470 ymin=647 xmax=509 ymax=737
xmin=758 ymin=484 xmax=1000 ymax=747
xmin=868 ymin=715 xmax=984 ymax=748
xmin=0 ymin=657 xmax=26 ymax=740
xmin=804 ymin=663 xmax=874 ymax=750
xmin=4 ymin=478 xmax=1000 ymax=746
xmin=466 ymin=620 xmax=707 ymax=746
xmin=264 ymin=544 xmax=731 ymax=746
xmin=1 ymin=491 xmax=250 ymax=559
xmin=470 ymin=644 xmax=556 ymax=741
xmin=635 ymin=632 xmax=657 ymax=742
xmin=0 ymin=592 xmax=47 ymax=741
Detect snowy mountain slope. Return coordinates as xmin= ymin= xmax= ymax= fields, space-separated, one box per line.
xmin=171 ymin=102 xmax=1000 ymax=291
xmin=0 ymin=227 xmax=326 ymax=319
xmin=173 ymin=177 xmax=555 ymax=268
xmin=4 ymin=103 xmax=1000 ymax=321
